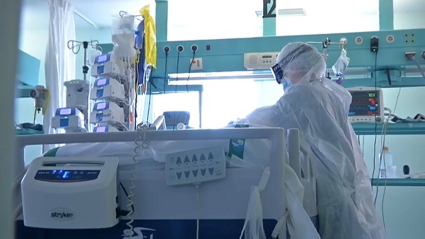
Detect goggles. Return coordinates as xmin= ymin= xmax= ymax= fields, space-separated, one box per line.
xmin=270 ymin=44 xmax=314 ymax=85
xmin=271 ymin=63 xmax=284 ymax=84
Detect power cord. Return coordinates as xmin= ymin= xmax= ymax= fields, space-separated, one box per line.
xmin=119 ymin=182 xmax=134 ymax=216
xmin=173 ymin=47 xmax=183 ymax=130
xmin=376 ymin=88 xmax=401 ymax=230
xmin=406 ymin=54 xmax=425 ymax=79
xmin=186 ymin=45 xmax=198 ymax=92
xmin=194 ymin=183 xmax=202 ymax=239
xmin=163 ymin=46 xmax=170 ymax=95
xmin=371 ymin=52 xmax=379 ymax=187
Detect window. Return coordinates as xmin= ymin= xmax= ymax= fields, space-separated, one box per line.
xmin=151 ymin=92 xmax=201 ymax=128
xmin=151 ymin=79 xmax=284 ymax=129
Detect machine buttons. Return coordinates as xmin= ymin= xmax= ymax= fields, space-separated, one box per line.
xmin=165 ymin=147 xmax=226 ymax=186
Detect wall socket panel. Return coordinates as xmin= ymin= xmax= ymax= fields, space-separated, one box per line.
xmin=190 ymin=58 xmax=203 ymax=70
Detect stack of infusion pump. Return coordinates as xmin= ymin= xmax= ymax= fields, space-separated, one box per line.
xmin=89 ymin=15 xmax=137 ymax=133
xmin=90 ymin=54 xmax=129 ymax=133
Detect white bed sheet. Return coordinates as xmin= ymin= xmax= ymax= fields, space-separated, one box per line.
xmin=54 ymin=138 xmax=272 ymax=170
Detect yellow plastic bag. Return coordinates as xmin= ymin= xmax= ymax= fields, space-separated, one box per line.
xmin=140 ymin=5 xmax=157 ymax=69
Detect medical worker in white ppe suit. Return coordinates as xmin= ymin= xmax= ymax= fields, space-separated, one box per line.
xmin=244 ymin=42 xmax=385 ymax=239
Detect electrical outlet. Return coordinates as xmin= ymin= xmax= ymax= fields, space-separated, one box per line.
xmin=405 ymin=51 xmax=416 ymax=61
xmin=190 ymin=58 xmax=203 ymax=70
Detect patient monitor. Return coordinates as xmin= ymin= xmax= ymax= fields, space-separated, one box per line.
xmin=347 ymin=87 xmax=384 ymax=123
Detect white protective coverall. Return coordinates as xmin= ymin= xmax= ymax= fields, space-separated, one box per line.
xmin=245 ymin=42 xmax=385 ymax=239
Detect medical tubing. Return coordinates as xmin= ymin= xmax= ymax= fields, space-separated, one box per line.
xmin=271 ymin=212 xmax=288 ymax=238
xmin=186 ymin=51 xmax=196 ymax=92
xmin=122 ymin=125 xmax=147 ymax=237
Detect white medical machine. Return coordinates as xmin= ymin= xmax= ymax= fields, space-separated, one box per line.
xmin=90 ymin=101 xmax=124 ymax=124
xmin=65 ymin=80 xmax=90 ymax=110
xmin=21 ymin=157 xmax=120 ymax=229
xmin=90 ymin=77 xmax=125 ymax=102
xmin=347 ymin=87 xmax=385 ymax=123
xmin=51 ymin=80 xmax=90 ymax=133
xmin=51 ymin=107 xmax=85 ymax=132
xmin=93 ymin=124 xmax=120 ymax=133
xmin=243 ymin=52 xmax=280 ymax=70
xmin=91 ymin=53 xmax=126 ymax=78
xmin=29 ymin=85 xmax=48 ymax=113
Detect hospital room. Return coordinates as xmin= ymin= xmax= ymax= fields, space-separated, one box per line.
xmin=1 ymin=0 xmax=425 ymax=238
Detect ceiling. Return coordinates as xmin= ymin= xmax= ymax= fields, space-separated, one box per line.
xmin=20 ymin=0 xmax=425 ymax=30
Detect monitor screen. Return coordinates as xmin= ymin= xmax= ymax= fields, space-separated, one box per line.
xmin=349 ymin=91 xmax=380 ymax=116
xmin=96 ymin=54 xmax=108 ymax=63
xmin=96 ymin=102 xmax=107 ymax=110
xmin=96 ymin=78 xmax=107 ymax=87
xmin=96 ymin=126 xmax=106 ymax=133
xmin=59 ymin=108 xmax=72 ymax=116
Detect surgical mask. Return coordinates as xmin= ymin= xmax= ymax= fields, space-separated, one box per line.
xmin=283 ymin=78 xmax=291 ymax=91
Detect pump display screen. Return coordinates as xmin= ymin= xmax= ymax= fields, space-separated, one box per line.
xmin=34 ymin=170 xmax=101 ymax=182
xmin=59 ymin=108 xmax=72 ymax=116
xmin=96 ymin=78 xmax=108 ymax=87
xmin=349 ymin=91 xmax=380 ymax=116
xmin=96 ymin=54 xmax=108 ymax=64
xmin=95 ymin=126 xmax=106 ymax=133
xmin=96 ymin=102 xmax=107 ymax=110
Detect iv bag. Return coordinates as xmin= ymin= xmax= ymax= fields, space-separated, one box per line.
xmin=88 ymin=49 xmax=102 ymax=66
xmin=332 ymin=49 xmax=350 ymax=76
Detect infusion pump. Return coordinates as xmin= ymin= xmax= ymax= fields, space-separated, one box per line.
xmin=347 ymin=87 xmax=384 ymax=123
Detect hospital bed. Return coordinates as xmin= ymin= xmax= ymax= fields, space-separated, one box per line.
xmin=14 ymin=127 xmax=318 ymax=239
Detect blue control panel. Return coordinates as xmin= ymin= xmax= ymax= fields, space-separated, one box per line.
xmin=55 ymin=108 xmax=76 ymax=117
xmin=34 ymin=170 xmax=100 ymax=182
xmin=95 ymin=54 xmax=110 ymax=64
xmin=95 ymin=78 xmax=109 ymax=87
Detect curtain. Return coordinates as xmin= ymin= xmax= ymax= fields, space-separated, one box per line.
xmin=43 ymin=0 xmax=76 ymax=151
